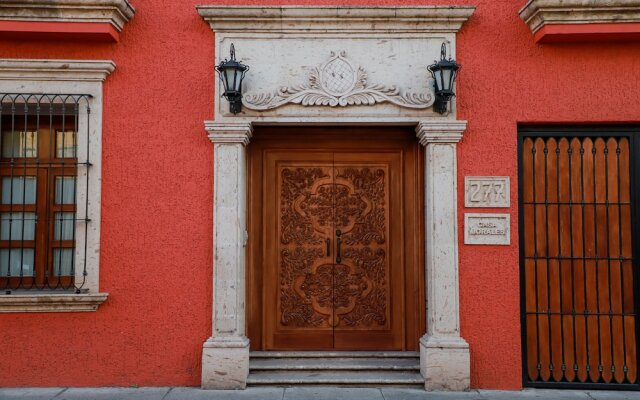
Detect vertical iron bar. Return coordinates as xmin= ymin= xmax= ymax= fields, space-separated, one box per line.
xmin=616 ymin=141 xmax=628 ymax=382
xmin=8 ymin=99 xmax=16 ymax=284
xmin=81 ymin=102 xmax=91 ymax=289
xmin=55 ymin=100 xmax=65 ymax=289
xmin=604 ymin=141 xmax=616 ymax=378
xmin=580 ymin=140 xmax=592 ymax=380
xmin=593 ymin=143 xmax=603 ymax=381
xmin=533 ymin=142 xmax=542 ymax=376
xmin=556 ymin=143 xmax=567 ymax=379
xmin=544 ymin=141 xmax=554 ymax=377
xmin=568 ymin=143 xmax=579 ymax=380
xmin=69 ymin=100 xmax=78 ymax=291
xmin=30 ymin=97 xmax=40 ymax=291
xmin=0 ymin=99 xmax=3 ymax=291
xmin=45 ymin=98 xmax=53 ymax=289
xmin=19 ymin=99 xmax=28 ymax=289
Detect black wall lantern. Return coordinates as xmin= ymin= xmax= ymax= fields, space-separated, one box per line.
xmin=215 ymin=44 xmax=249 ymax=114
xmin=428 ymin=43 xmax=460 ymax=115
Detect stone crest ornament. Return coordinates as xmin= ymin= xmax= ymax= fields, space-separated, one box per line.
xmin=243 ymin=51 xmax=434 ymax=110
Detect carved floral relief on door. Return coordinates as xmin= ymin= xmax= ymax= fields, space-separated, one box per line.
xmin=277 ymin=162 xmax=390 ymax=332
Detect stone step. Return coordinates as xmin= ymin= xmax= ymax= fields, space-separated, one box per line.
xmin=250 ymin=357 xmax=420 ymax=371
xmin=247 ymin=371 xmax=424 ymax=387
xmin=250 ymin=351 xmax=420 ymax=359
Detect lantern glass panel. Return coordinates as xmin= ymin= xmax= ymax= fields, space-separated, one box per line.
xmin=233 ymin=69 xmax=243 ymax=92
xmin=224 ymin=69 xmax=234 ymax=92
xmin=442 ymin=68 xmax=453 ymax=91
xmin=433 ymin=69 xmax=443 ymax=91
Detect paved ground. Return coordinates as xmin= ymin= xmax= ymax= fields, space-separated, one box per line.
xmin=0 ymin=387 xmax=639 ymax=400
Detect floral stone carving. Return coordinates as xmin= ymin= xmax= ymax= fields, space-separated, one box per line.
xmin=243 ymin=51 xmax=434 ymax=110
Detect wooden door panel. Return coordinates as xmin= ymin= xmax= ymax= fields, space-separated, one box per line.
xmin=333 ymin=153 xmax=403 ymax=349
xmin=264 ymin=152 xmax=335 ymax=349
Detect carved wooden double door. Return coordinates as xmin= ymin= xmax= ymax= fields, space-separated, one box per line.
xmin=248 ymin=127 xmax=424 ymax=351
xmin=265 ymin=152 xmax=403 ymax=350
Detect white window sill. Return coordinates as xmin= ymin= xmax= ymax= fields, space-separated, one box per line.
xmin=0 ymin=293 xmax=108 ymax=313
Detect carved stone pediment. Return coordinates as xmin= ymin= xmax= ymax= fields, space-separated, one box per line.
xmin=198 ymin=6 xmax=475 ymax=123
xmin=244 ymin=51 xmax=434 ymax=111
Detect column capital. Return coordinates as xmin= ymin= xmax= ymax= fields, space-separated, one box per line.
xmin=415 ymin=120 xmax=467 ymax=146
xmin=205 ymin=121 xmax=253 ymax=145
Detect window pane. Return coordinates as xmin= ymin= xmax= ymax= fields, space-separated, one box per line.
xmin=53 ymin=248 xmax=74 ymax=276
xmin=56 ymin=130 xmax=76 ymax=158
xmin=0 ymin=248 xmax=34 ymax=277
xmin=2 ymin=130 xmax=38 ymax=158
xmin=2 ymin=177 xmax=36 ymax=204
xmin=55 ymin=177 xmax=76 ymax=205
xmin=54 ymin=212 xmax=75 ymax=241
xmin=0 ymin=212 xmax=36 ymax=240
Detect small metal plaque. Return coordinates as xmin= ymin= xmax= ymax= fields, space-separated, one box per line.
xmin=464 ymin=176 xmax=510 ymax=208
xmin=464 ymin=213 xmax=511 ymax=245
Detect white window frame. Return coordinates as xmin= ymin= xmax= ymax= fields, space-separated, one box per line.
xmin=0 ymin=59 xmax=114 ymax=312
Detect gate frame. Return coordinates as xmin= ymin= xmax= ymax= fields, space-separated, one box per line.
xmin=518 ymin=125 xmax=640 ymax=391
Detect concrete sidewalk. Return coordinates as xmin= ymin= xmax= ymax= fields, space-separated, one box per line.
xmin=0 ymin=387 xmax=639 ymax=400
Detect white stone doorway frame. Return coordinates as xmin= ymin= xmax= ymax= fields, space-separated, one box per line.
xmin=197 ymin=6 xmax=475 ymax=391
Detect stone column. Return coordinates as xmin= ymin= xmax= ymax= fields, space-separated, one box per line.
xmin=201 ymin=122 xmax=253 ymax=390
xmin=416 ymin=121 xmax=470 ymax=391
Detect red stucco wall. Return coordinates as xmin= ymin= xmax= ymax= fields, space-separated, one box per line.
xmin=1 ymin=0 xmax=639 ymax=390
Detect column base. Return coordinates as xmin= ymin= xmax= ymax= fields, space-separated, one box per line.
xmin=419 ymin=335 xmax=470 ymax=391
xmin=201 ymin=336 xmax=250 ymax=390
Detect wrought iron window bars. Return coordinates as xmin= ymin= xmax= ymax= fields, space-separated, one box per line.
xmin=0 ymin=93 xmax=93 ymax=294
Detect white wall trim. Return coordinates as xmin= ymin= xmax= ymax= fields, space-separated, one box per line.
xmin=520 ymin=0 xmax=640 ymax=34
xmin=0 ymin=58 xmax=113 ymax=312
xmin=0 ymin=59 xmax=115 ymax=82
xmin=0 ymin=0 xmax=135 ymax=31
xmin=0 ymin=293 xmax=108 ymax=313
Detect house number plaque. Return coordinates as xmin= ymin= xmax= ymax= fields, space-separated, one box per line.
xmin=464 ymin=176 xmax=510 ymax=208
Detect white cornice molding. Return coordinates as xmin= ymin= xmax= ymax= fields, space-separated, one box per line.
xmin=0 ymin=293 xmax=108 ymax=312
xmin=196 ymin=6 xmax=476 ymax=33
xmin=0 ymin=0 xmax=135 ymax=31
xmin=416 ymin=120 xmax=468 ymax=145
xmin=205 ymin=121 xmax=253 ymax=145
xmin=0 ymin=59 xmax=116 ymax=82
xmin=520 ymin=0 xmax=640 ymax=34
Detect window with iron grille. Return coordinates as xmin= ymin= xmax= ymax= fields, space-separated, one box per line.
xmin=0 ymin=59 xmax=112 ymax=312
xmin=519 ymin=127 xmax=640 ymax=390
xmin=0 ymin=94 xmax=92 ymax=294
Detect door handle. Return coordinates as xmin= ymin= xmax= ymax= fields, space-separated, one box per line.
xmin=326 ymin=238 xmax=331 ymax=256
xmin=336 ymin=229 xmax=342 ymax=264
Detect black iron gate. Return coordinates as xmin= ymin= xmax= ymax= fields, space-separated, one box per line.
xmin=519 ymin=127 xmax=640 ymax=390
